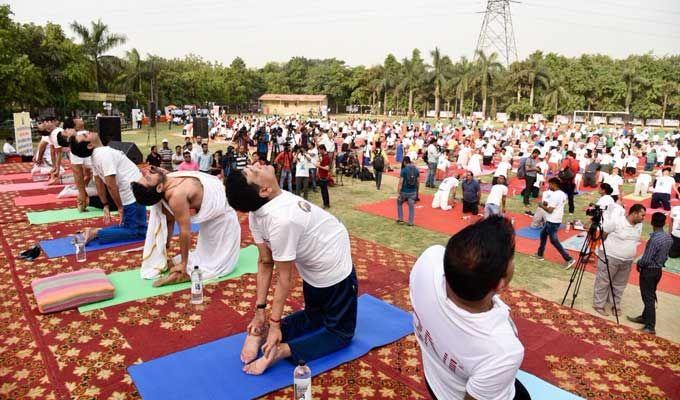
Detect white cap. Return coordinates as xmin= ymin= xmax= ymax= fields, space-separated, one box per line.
xmin=162 ymin=138 xmax=169 ymax=143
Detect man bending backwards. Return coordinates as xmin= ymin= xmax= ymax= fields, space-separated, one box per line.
xmin=131 ymin=168 xmax=241 ymax=286
xmin=225 ymin=164 xmax=357 ymax=375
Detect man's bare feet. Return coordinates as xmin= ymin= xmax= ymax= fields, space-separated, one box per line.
xmin=152 ymin=269 xmax=190 ymax=287
xmin=240 ymin=331 xmax=266 ymax=364
xmin=243 ymin=343 xmax=291 ymax=375
xmin=82 ymin=227 xmax=98 ymax=244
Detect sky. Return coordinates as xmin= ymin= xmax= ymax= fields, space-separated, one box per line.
xmin=7 ymin=0 xmax=680 ymax=67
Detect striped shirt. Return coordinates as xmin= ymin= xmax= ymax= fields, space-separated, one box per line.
xmin=638 ymin=231 xmax=673 ymax=269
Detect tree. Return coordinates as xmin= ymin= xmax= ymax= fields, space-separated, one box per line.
xmin=381 ymin=54 xmax=400 ymax=115
xmin=430 ymin=47 xmax=447 ymax=119
xmin=659 ymin=81 xmax=678 ymax=125
xmin=521 ymin=52 xmax=550 ymax=109
xmin=450 ymin=57 xmax=474 ymax=117
xmin=474 ymin=50 xmax=503 ymax=118
xmin=622 ymin=67 xmax=646 ymax=114
xmin=70 ymin=19 xmax=126 ymax=92
xmin=399 ymin=49 xmax=426 ymax=116
xmin=117 ymin=48 xmax=144 ymax=106
xmin=543 ymin=77 xmax=569 ymax=118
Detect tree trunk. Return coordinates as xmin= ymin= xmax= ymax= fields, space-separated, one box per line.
xmin=481 ymin=89 xmax=487 ymax=119
xmin=491 ymin=97 xmax=496 ymax=118
xmin=662 ymin=94 xmax=668 ymax=127
xmin=460 ymin=93 xmax=465 ymax=117
xmin=434 ymin=82 xmax=441 ymax=119
xmin=626 ymin=83 xmax=632 ymax=114
xmin=94 ymin=58 xmax=100 ymax=92
xmin=408 ymin=89 xmax=414 ymax=115
xmin=517 ymin=85 xmax=521 ymax=103
xmin=529 ymin=83 xmax=535 ymax=108
xmin=383 ymin=91 xmax=388 ymax=115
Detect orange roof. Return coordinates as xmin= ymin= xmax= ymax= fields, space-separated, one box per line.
xmin=259 ymin=94 xmax=327 ymax=102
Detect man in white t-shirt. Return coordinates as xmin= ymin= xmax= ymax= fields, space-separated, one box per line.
xmin=69 ymin=130 xmax=147 ymax=244
xmin=57 ymin=117 xmax=93 ymax=211
xmin=668 ymin=206 xmax=680 ymax=258
xmin=410 ymin=216 xmax=528 ymax=400
xmin=593 ymin=204 xmax=645 ymax=316
xmin=494 ymin=160 xmax=512 ymax=183
xmin=603 ymin=167 xmax=624 ymax=202
xmin=534 ymin=178 xmax=575 ymax=268
xmin=432 ymin=173 xmax=459 ymax=211
xmin=634 ymin=173 xmax=652 ymax=197
xmin=225 ymin=165 xmax=356 ymax=376
xmin=485 ymin=175 xmax=508 ymax=218
xmin=651 ymin=167 xmax=679 ymax=211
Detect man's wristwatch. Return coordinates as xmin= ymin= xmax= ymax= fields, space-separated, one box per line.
xmin=256 ymin=303 xmax=266 ymax=310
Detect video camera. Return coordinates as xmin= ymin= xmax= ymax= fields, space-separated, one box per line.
xmin=585 ymin=203 xmax=604 ymax=224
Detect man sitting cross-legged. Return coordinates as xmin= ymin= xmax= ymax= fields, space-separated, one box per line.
xmin=69 ymin=131 xmax=147 ymax=244
xmin=131 ymin=168 xmax=241 ymax=286
xmin=225 ymin=165 xmax=357 ymax=375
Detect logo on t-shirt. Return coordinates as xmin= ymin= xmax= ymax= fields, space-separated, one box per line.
xmin=298 ymin=201 xmax=311 ymax=213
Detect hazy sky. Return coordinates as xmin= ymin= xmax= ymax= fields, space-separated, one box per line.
xmin=8 ymin=0 xmax=680 ymax=67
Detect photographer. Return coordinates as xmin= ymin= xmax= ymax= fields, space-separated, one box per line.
xmin=274 ymin=143 xmax=294 ymax=192
xmin=294 ymin=145 xmax=311 ymax=199
xmin=593 ymin=204 xmax=645 ymax=316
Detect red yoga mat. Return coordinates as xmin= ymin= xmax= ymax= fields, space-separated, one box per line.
xmin=0 ymin=181 xmax=65 ymax=193
xmin=0 ymin=172 xmax=33 ymax=181
xmin=14 ymin=193 xmax=76 ymax=207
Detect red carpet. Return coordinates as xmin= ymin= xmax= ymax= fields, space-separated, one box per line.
xmin=14 ymin=193 xmax=77 ymax=207
xmin=356 ymin=194 xmax=680 ymax=296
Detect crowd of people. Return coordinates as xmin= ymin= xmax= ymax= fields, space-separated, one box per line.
xmin=17 ymin=111 xmax=680 ymax=399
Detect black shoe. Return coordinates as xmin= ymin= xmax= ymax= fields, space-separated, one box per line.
xmin=627 ymin=315 xmax=645 ymax=324
xmin=19 ymin=245 xmax=40 ymax=259
xmin=641 ymin=326 xmax=656 ymax=335
xmin=524 ymin=210 xmax=534 ymax=216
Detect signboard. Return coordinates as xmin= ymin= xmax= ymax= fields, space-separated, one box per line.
xmin=631 ymin=118 xmax=644 ymax=126
xmin=13 ymin=112 xmax=33 ymax=156
xmin=496 ymin=112 xmax=509 ymax=122
xmin=664 ymin=119 xmax=680 ymax=127
xmin=78 ymin=92 xmax=126 ymax=102
xmin=532 ymin=113 xmax=545 ymax=122
xmin=471 ymin=111 xmax=484 ymax=119
xmin=427 ymin=110 xmax=453 ymax=118
xmin=555 ymin=115 xmax=570 ymax=124
xmin=592 ymin=116 xmax=607 ymax=125
xmin=609 ymin=116 xmax=624 ymax=125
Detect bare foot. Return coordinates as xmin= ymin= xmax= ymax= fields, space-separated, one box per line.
xmin=243 ymin=343 xmax=290 ymax=375
xmin=240 ymin=332 xmax=266 ymax=364
xmin=82 ymin=227 xmax=98 ymax=244
xmin=152 ymin=270 xmax=189 ymax=287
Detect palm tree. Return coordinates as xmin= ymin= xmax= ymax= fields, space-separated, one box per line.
xmin=451 ymin=57 xmax=474 ymax=117
xmin=430 ymin=47 xmax=447 ymax=119
xmin=622 ymin=68 xmax=645 ymax=114
xmin=398 ymin=49 xmax=426 ymax=116
xmin=474 ymin=50 xmax=504 ymax=118
xmin=70 ymin=19 xmax=127 ymax=92
xmin=521 ymin=54 xmax=550 ymax=109
xmin=117 ymin=48 xmax=145 ymax=105
xmin=659 ymin=81 xmax=678 ymax=125
xmin=544 ymin=77 xmax=569 ymax=117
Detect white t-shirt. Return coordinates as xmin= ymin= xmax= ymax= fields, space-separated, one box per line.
xmin=673 ymin=157 xmax=680 ymax=174
xmin=437 ymin=155 xmax=451 ymax=171
xmin=494 ymin=161 xmax=512 ymax=178
xmin=671 ymin=206 xmax=680 ymax=238
xmin=3 ymin=142 xmax=16 ymax=153
xmin=410 ymin=245 xmax=524 ymax=400
xmin=295 ymin=154 xmax=310 ymax=177
xmin=438 ymin=177 xmax=459 ymax=193
xmin=487 ymin=184 xmax=508 ymax=206
xmin=601 ymin=213 xmax=642 ymax=261
xmin=604 ymin=174 xmax=623 ymax=196
xmin=68 ymin=131 xmax=92 ymax=167
xmin=654 ymin=175 xmax=676 ymax=194
xmin=49 ymin=127 xmax=63 ymax=149
xmin=90 ymin=146 xmax=142 ymax=206
xmin=171 ymin=153 xmax=183 ymax=171
xmin=249 ymin=191 xmax=353 ymax=288
xmin=542 ymin=189 xmax=567 ymax=223
xmin=637 ymin=173 xmax=652 ymax=187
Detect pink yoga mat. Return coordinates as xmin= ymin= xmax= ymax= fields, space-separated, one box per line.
xmin=14 ymin=194 xmax=76 ymax=206
xmin=0 ymin=182 xmax=65 ymax=193
xmin=0 ymin=172 xmax=33 ymax=181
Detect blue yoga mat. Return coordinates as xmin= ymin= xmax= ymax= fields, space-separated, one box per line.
xmin=517 ymin=370 xmax=584 ymax=399
xmin=516 ymin=224 xmax=565 ymax=240
xmin=39 ymin=223 xmax=199 ymax=258
xmin=128 ymin=294 xmax=413 ymax=400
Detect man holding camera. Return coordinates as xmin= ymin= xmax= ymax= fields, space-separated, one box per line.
xmin=593 ymin=204 xmax=645 ymax=316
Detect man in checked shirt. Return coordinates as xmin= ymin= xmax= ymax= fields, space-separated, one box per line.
xmin=627 ymin=212 xmax=673 ymax=335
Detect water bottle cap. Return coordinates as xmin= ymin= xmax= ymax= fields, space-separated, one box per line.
xmin=298 ymin=360 xmax=306 ymax=366
xmin=193 ymin=266 xmax=199 ymax=270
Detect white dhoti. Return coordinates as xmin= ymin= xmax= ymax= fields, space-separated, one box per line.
xmin=141 ymin=171 xmax=241 ymax=280
xmin=432 ymin=189 xmax=451 ymax=210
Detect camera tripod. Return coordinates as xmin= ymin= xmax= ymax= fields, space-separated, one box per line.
xmin=561 ymin=218 xmax=620 ymax=324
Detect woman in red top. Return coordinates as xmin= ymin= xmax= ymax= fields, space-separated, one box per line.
xmin=559 ymin=150 xmax=580 ymax=214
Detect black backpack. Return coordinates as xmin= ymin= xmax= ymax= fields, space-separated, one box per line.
xmin=406 ymin=166 xmax=418 ymax=186
xmin=373 ymin=151 xmax=385 ymax=172
xmin=360 ymin=167 xmax=374 ymax=181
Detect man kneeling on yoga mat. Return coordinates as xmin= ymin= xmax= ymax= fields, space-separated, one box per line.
xmin=131 ymin=168 xmax=241 ymax=287
xmin=410 ymin=215 xmax=530 ymax=400
xmin=69 ymin=130 xmax=147 ymax=244
xmin=225 ymin=165 xmax=357 ymax=375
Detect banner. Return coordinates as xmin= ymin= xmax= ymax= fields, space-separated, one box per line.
xmin=496 ymin=112 xmax=509 ymax=122
xmin=13 ymin=112 xmax=32 ymax=156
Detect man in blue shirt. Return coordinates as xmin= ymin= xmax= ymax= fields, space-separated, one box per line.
xmin=397 ymin=156 xmax=419 ymax=226
xmin=461 ymin=171 xmax=481 ymax=217
xmin=197 ymin=143 xmax=213 ymax=173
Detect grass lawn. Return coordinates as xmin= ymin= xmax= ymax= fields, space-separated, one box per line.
xmin=121 ymin=126 xmax=680 ymax=342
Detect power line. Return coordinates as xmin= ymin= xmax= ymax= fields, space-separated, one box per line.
xmin=522 ymin=1 xmax=680 ymax=26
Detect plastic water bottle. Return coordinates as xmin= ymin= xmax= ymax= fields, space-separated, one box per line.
xmin=74 ymin=232 xmax=86 ymax=262
xmin=190 ymin=266 xmax=203 ymax=305
xmin=293 ymin=360 xmax=312 ymax=400
xmin=565 ymin=222 xmax=571 ymax=232
xmin=511 ymin=217 xmax=515 ymax=226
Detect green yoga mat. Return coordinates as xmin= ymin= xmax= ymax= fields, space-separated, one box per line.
xmin=78 ymin=245 xmax=259 ymax=313
xmin=662 ymin=257 xmax=680 ymax=276
xmin=27 ymin=208 xmax=116 ymax=224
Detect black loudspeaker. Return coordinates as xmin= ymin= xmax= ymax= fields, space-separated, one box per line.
xmin=97 ymin=116 xmax=121 ymax=145
xmin=148 ymin=101 xmax=157 ymax=127
xmin=108 ymin=141 xmax=143 ymax=165
xmin=194 ymin=116 xmax=209 ymax=139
